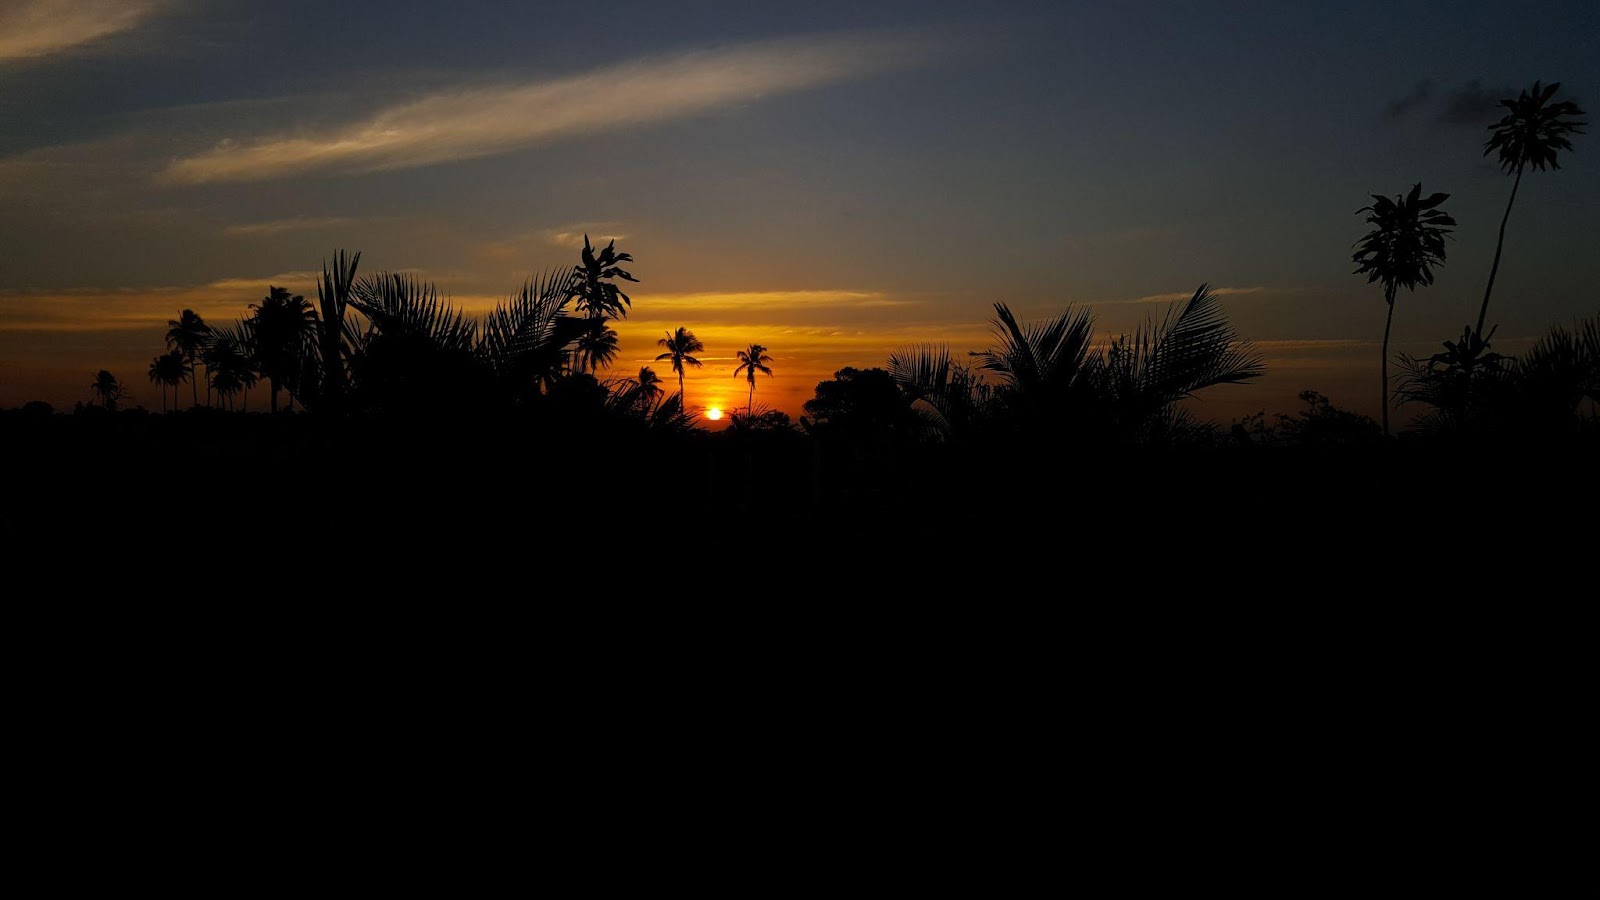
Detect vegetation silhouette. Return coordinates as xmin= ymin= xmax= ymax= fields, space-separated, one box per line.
xmin=891 ymin=284 xmax=1263 ymax=445
xmin=88 ymin=370 xmax=125 ymax=410
xmin=146 ymin=351 xmax=189 ymax=412
xmin=733 ymin=344 xmax=775 ymax=416
xmin=655 ymin=327 xmax=705 ymax=409
xmin=6 ymin=77 xmax=1595 ymax=561
xmin=1476 ymin=81 xmax=1586 ymax=337
xmin=1352 ymin=183 xmax=1454 ymax=435
xmin=165 ymin=310 xmax=209 ymax=409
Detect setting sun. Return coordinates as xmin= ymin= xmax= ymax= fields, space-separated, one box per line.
xmin=706 ymin=407 xmax=723 ymax=421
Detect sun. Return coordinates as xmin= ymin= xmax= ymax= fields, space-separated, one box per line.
xmin=707 ymin=407 xmax=723 ymax=421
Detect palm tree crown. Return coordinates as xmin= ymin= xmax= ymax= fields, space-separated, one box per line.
xmin=655 ymin=327 xmax=705 ymax=403
xmin=165 ymin=309 xmax=210 ymax=408
xmin=1474 ymin=81 xmax=1586 ymax=336
xmin=147 ymin=351 xmax=191 ymax=412
xmin=1353 ymin=183 xmax=1454 ymax=434
xmin=733 ymin=343 xmax=774 ymax=416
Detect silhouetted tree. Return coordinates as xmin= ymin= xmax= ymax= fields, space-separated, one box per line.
xmin=89 ymin=370 xmax=124 ymax=410
xmin=204 ymin=322 xmax=258 ymax=412
xmin=476 ymin=269 xmax=574 ymax=404
xmin=165 ymin=309 xmax=210 ymax=408
xmin=346 ymin=272 xmax=480 ymax=414
xmin=891 ymin=286 xmax=1259 ymax=443
xmin=803 ymin=366 xmax=921 ymax=442
xmin=655 ymin=327 xmax=704 ymax=404
xmin=251 ymin=286 xmax=317 ymax=413
xmin=733 ymin=343 xmax=774 ymax=416
xmin=146 ymin=351 xmax=190 ymax=412
xmin=314 ymin=250 xmax=360 ymax=416
xmin=1086 ymin=284 xmax=1266 ymax=441
xmin=1352 ymin=183 xmax=1454 ymax=435
xmin=1476 ymin=81 xmax=1586 ymax=335
xmin=886 ymin=345 xmax=990 ymax=441
xmin=569 ymin=235 xmax=637 ymax=373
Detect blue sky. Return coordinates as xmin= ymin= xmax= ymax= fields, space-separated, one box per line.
xmin=1 ymin=0 xmax=1596 ymax=420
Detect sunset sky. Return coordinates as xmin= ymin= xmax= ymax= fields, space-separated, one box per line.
xmin=1 ymin=0 xmax=1596 ymax=423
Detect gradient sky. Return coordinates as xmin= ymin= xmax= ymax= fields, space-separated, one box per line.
xmin=2 ymin=0 xmax=1597 ymax=423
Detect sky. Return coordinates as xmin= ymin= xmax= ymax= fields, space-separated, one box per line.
xmin=1 ymin=0 xmax=1597 ymax=424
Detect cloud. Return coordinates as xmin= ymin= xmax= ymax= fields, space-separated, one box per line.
xmin=1438 ymin=79 xmax=1514 ymax=126
xmin=1113 ymin=286 xmax=1271 ymax=305
xmin=0 ymin=1 xmax=165 ymax=61
xmin=1384 ymin=80 xmax=1433 ymax=118
xmin=223 ymin=216 xmax=397 ymax=237
xmin=162 ymin=30 xmax=948 ymax=184
xmin=637 ymin=290 xmax=912 ymax=312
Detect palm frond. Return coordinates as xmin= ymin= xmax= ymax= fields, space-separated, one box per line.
xmin=350 ymin=272 xmax=478 ymax=352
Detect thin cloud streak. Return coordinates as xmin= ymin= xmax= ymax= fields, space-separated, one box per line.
xmin=223 ymin=216 xmax=396 ymax=237
xmin=162 ymin=30 xmax=948 ymax=184
xmin=1108 ymin=286 xmax=1272 ymax=305
xmin=0 ymin=1 xmax=166 ymax=61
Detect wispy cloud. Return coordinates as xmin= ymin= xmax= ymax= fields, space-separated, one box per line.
xmin=1110 ymin=286 xmax=1271 ymax=305
xmin=223 ymin=216 xmax=396 ymax=237
xmin=1438 ymin=79 xmax=1514 ymax=126
xmin=1384 ymin=80 xmax=1433 ymax=118
xmin=638 ymin=290 xmax=913 ymax=312
xmin=162 ymin=30 xmax=948 ymax=184
xmin=0 ymin=1 xmax=166 ymax=62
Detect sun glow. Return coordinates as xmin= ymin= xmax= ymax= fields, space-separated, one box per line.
xmin=706 ymin=407 xmax=723 ymax=421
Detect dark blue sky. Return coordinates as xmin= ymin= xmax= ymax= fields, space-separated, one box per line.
xmin=2 ymin=0 xmax=1596 ymax=418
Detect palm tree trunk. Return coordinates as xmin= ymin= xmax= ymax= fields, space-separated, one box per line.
xmin=679 ymin=369 xmax=686 ymax=405
xmin=1381 ymin=293 xmax=1395 ymax=436
xmin=1475 ymin=163 xmax=1523 ymax=337
xmin=747 ymin=380 xmax=754 ymax=417
xmin=190 ymin=357 xmax=199 ymax=407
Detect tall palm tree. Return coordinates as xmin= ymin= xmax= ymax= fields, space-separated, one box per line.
xmin=1353 ymin=183 xmax=1455 ymax=435
xmin=655 ymin=327 xmax=704 ymax=404
xmin=568 ymin=235 xmax=638 ymax=373
xmin=165 ymin=309 xmax=210 ymax=408
xmin=733 ymin=344 xmax=774 ymax=416
xmin=1476 ymin=81 xmax=1586 ymax=336
xmin=147 ymin=351 xmax=190 ymax=412
xmin=634 ymin=366 xmax=664 ymax=407
xmin=89 ymin=370 xmax=124 ymax=410
xmin=251 ymin=286 xmax=318 ymax=413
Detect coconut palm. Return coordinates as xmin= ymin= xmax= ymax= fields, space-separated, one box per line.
xmin=1476 ymin=81 xmax=1586 ymax=336
xmin=733 ymin=343 xmax=774 ymax=416
xmin=89 ymin=370 xmax=125 ymax=410
xmin=204 ymin=322 xmax=258 ymax=412
xmin=1352 ymin=183 xmax=1455 ymax=435
xmin=251 ymin=286 xmax=318 ymax=413
xmin=654 ymin=327 xmax=705 ymax=404
xmin=1086 ymin=284 xmax=1266 ymax=440
xmin=146 ymin=351 xmax=190 ymax=412
xmin=568 ymin=235 xmax=638 ymax=373
xmin=165 ymin=309 xmax=210 ymax=408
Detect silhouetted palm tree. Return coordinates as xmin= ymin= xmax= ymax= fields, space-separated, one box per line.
xmin=147 ymin=351 xmax=190 ymax=412
xmin=477 ymin=269 xmax=574 ymax=403
xmin=575 ymin=320 xmax=620 ymax=373
xmin=733 ymin=343 xmax=774 ymax=416
xmin=1086 ymin=284 xmax=1265 ymax=440
xmin=315 ymin=250 xmax=361 ymax=415
xmin=1476 ymin=81 xmax=1586 ymax=335
xmin=251 ymin=286 xmax=318 ymax=413
xmin=655 ymin=327 xmax=704 ymax=404
xmin=1353 ymin=183 xmax=1455 ymax=435
xmin=972 ymin=302 xmax=1097 ymax=424
xmin=89 ymin=370 xmax=124 ymax=410
xmin=165 ymin=309 xmax=210 ymax=408
xmin=569 ymin=235 xmax=637 ymax=373
xmin=887 ymin=345 xmax=990 ymax=440
xmin=204 ymin=323 xmax=258 ymax=412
